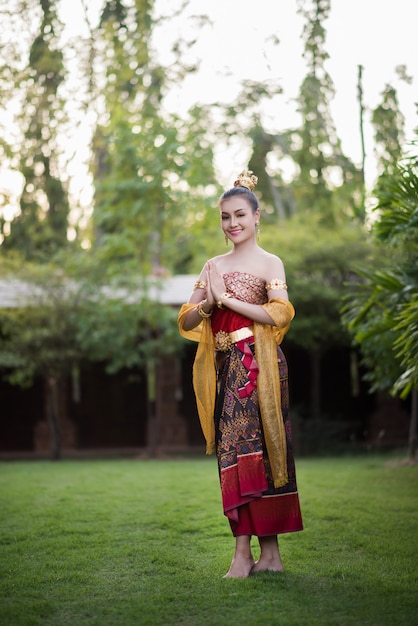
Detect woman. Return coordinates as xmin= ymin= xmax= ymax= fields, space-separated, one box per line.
xmin=178 ymin=170 xmax=303 ymax=578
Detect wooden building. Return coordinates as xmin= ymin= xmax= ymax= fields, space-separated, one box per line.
xmin=0 ymin=275 xmax=205 ymax=457
xmin=0 ymin=276 xmax=410 ymax=457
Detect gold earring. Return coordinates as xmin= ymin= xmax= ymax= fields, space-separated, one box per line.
xmin=225 ymin=234 xmax=229 ymax=246
xmin=256 ymin=223 xmax=260 ymax=242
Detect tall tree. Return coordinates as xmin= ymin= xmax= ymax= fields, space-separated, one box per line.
xmin=234 ymin=1 xmax=364 ymax=226
xmin=290 ymin=0 xmax=364 ymax=223
xmin=88 ymin=0 xmax=216 ymax=275
xmin=0 ymin=0 xmax=69 ymax=260
xmin=371 ymin=83 xmax=405 ymax=182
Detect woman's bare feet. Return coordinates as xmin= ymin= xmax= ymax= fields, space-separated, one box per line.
xmin=251 ymin=557 xmax=284 ymax=574
xmin=223 ymin=554 xmax=255 ymax=578
xmin=223 ymin=535 xmax=254 ymax=578
xmin=251 ymin=535 xmax=284 ymax=573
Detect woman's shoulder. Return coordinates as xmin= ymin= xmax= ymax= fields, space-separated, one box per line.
xmin=258 ymin=250 xmax=285 ymax=272
xmin=207 ymin=251 xmax=233 ymax=267
xmin=197 ymin=252 xmax=231 ymax=276
xmin=259 ymin=249 xmax=282 ymax=262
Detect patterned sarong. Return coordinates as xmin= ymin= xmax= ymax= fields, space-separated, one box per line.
xmin=215 ymin=339 xmax=303 ymax=536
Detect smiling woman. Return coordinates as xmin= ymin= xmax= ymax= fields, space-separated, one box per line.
xmin=178 ymin=170 xmax=303 ymax=579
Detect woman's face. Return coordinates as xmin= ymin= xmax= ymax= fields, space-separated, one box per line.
xmin=220 ymin=195 xmax=260 ymax=245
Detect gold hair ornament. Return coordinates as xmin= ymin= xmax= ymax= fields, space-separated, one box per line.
xmin=233 ymin=170 xmax=258 ymax=192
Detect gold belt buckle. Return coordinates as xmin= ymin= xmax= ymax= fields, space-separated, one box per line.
xmin=214 ymin=326 xmax=254 ymax=352
xmin=215 ymin=330 xmax=232 ymax=352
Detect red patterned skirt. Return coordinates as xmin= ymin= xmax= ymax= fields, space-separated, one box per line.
xmin=214 ymin=339 xmax=303 ymax=537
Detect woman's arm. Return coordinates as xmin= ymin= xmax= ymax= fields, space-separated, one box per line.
xmin=217 ymin=296 xmax=277 ymax=325
xmin=181 ymin=267 xmax=216 ymax=331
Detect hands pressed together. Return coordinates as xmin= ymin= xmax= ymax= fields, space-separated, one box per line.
xmin=204 ymin=261 xmax=227 ymax=310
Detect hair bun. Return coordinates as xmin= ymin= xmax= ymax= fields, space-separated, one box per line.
xmin=233 ymin=170 xmax=258 ymax=192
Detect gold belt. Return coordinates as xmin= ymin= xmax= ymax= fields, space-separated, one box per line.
xmin=214 ymin=326 xmax=254 ymax=352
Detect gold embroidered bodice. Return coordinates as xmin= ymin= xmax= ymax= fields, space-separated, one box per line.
xmin=223 ymin=272 xmax=268 ymax=305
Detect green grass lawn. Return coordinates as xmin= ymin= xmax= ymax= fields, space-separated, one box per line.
xmin=0 ymin=454 xmax=417 ymax=626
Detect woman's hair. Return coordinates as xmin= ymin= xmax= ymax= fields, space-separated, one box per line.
xmin=219 ymin=186 xmax=259 ymax=212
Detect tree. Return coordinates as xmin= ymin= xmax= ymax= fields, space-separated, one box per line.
xmin=0 ymin=0 xmax=70 ymax=259
xmin=342 ymin=143 xmax=418 ymax=459
xmin=259 ymin=214 xmax=373 ymax=420
xmin=372 ymin=84 xmax=405 ymax=180
xmin=0 ymin=259 xmax=85 ymax=459
xmin=0 ymin=253 xmax=183 ymax=459
xmin=87 ymin=0 xmax=216 ymax=274
xmin=289 ymin=0 xmax=364 ymax=223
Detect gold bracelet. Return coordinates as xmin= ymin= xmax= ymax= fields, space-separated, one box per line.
xmin=216 ymin=292 xmax=232 ymax=309
xmin=193 ymin=280 xmax=207 ymax=291
xmin=196 ymin=301 xmax=212 ymax=318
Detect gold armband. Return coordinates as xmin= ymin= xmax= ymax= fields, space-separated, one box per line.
xmin=266 ymin=279 xmax=288 ymax=291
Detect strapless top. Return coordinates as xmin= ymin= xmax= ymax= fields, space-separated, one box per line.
xmin=211 ymin=271 xmax=268 ymax=334
xmin=222 ymin=271 xmax=268 ymax=305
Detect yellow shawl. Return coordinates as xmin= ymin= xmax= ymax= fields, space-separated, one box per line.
xmin=177 ymin=298 xmax=295 ymax=487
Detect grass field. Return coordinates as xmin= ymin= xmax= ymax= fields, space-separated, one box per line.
xmin=0 ymin=454 xmax=417 ymax=626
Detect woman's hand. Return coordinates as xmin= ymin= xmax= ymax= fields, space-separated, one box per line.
xmin=206 ymin=261 xmax=227 ymax=303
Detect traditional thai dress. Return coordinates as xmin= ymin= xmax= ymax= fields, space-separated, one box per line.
xmin=178 ymin=271 xmax=303 ymax=537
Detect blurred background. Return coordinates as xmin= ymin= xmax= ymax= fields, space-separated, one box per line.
xmin=0 ymin=0 xmax=416 ymax=460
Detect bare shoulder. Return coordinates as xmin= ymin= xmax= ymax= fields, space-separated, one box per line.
xmin=259 ymin=251 xmax=288 ymax=297
xmin=210 ymin=252 xmax=231 ymax=263
xmin=208 ymin=251 xmax=234 ymax=272
xmin=259 ymin=251 xmax=285 ymax=277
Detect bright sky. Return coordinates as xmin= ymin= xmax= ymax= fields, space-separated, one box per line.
xmin=2 ymin=0 xmax=417 ymax=220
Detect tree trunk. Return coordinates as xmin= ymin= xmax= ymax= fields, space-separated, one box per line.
xmin=310 ymin=349 xmax=322 ymax=420
xmin=46 ymin=375 xmax=61 ymax=460
xmin=357 ymin=64 xmax=367 ymax=222
xmin=146 ymin=359 xmax=158 ymax=457
xmin=408 ymin=387 xmax=417 ymax=460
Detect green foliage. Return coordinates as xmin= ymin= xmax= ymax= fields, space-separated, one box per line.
xmin=289 ymin=0 xmax=364 ymax=223
xmin=260 ymin=214 xmax=373 ymax=352
xmin=239 ymin=0 xmax=364 ymax=227
xmin=0 ymin=253 xmax=183 ymax=388
xmin=90 ymin=1 xmax=216 ymax=274
xmin=372 ymin=84 xmax=405 ymax=179
xmin=0 ymin=258 xmax=87 ymax=386
xmin=342 ymin=145 xmax=418 ymax=398
xmin=0 ymin=0 xmax=70 ymax=260
xmin=77 ymin=284 xmax=182 ymax=375
xmin=341 ymin=266 xmax=407 ymax=393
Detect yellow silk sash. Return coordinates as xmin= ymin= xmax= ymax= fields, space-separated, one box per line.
xmin=177 ymin=298 xmax=295 ymax=487
xmin=178 ymin=303 xmax=217 ymax=453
